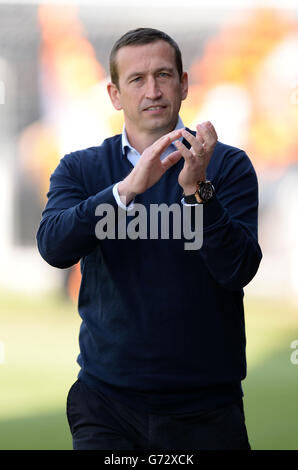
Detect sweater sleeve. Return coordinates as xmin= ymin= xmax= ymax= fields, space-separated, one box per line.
xmin=36 ymin=152 xmax=118 ymax=269
xmin=192 ymin=149 xmax=262 ymax=291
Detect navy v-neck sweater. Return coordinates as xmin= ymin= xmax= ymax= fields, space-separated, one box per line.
xmin=37 ymin=130 xmax=262 ymax=414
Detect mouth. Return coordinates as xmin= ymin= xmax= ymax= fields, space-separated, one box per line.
xmin=143 ymin=105 xmax=167 ymax=114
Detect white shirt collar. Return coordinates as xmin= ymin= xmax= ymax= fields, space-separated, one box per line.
xmin=121 ymin=116 xmax=185 ymax=156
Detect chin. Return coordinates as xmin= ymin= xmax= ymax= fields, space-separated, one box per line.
xmin=145 ymin=117 xmax=175 ymax=133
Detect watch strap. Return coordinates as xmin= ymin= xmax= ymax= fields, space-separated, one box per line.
xmin=183 ymin=192 xmax=203 ymax=204
xmin=183 ymin=180 xmax=214 ymax=204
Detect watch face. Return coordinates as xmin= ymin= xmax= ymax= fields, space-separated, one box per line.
xmin=199 ymin=182 xmax=214 ymax=201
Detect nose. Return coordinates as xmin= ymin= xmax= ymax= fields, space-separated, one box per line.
xmin=145 ymin=76 xmax=162 ymax=100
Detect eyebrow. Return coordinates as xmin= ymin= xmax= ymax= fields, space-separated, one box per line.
xmin=126 ymin=67 xmax=175 ymax=82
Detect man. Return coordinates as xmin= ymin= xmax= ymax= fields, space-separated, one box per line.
xmin=37 ymin=28 xmax=262 ymax=450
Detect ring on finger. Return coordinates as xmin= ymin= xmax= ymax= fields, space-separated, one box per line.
xmin=197 ymin=146 xmax=205 ymax=157
xmin=196 ymin=142 xmax=206 ymax=157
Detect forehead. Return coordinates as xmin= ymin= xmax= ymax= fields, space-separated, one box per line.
xmin=115 ymin=40 xmax=177 ymax=80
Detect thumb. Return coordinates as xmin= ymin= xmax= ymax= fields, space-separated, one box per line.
xmin=161 ymin=150 xmax=182 ymax=171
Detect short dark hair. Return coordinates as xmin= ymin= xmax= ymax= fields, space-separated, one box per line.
xmin=109 ymin=27 xmax=183 ymax=89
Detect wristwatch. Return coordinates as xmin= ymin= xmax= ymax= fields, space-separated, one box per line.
xmin=183 ymin=181 xmax=215 ymax=204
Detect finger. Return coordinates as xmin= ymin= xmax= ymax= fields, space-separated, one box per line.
xmin=161 ymin=150 xmax=182 ymax=171
xmin=205 ymin=121 xmax=218 ymax=140
xmin=196 ymin=121 xmax=217 ymax=147
xmin=151 ymin=128 xmax=184 ymax=156
xmin=181 ymin=129 xmax=205 ymax=155
xmin=196 ymin=123 xmax=211 ymax=145
xmin=174 ymin=140 xmax=196 ymax=161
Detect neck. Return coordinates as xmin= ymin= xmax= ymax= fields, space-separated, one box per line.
xmin=124 ymin=121 xmax=178 ymax=154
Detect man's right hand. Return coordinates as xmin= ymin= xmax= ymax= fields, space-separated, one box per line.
xmin=117 ymin=129 xmax=183 ymax=206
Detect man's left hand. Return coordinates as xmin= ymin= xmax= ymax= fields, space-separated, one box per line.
xmin=176 ymin=121 xmax=218 ymax=195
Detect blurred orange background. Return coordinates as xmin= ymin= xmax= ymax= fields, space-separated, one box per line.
xmin=7 ymin=4 xmax=297 ymax=302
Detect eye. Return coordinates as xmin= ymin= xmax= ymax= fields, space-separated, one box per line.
xmin=131 ymin=76 xmax=142 ymax=83
xmin=158 ymin=72 xmax=170 ymax=78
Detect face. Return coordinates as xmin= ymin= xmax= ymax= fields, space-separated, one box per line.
xmin=107 ymin=40 xmax=188 ymax=139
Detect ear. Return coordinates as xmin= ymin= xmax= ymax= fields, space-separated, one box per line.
xmin=180 ymin=72 xmax=188 ymax=101
xmin=107 ymin=81 xmax=122 ymax=111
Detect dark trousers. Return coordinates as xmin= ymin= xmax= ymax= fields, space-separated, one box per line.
xmin=66 ymin=379 xmax=251 ymax=450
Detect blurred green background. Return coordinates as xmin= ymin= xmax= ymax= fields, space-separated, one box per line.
xmin=1 ymin=290 xmax=297 ymax=450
